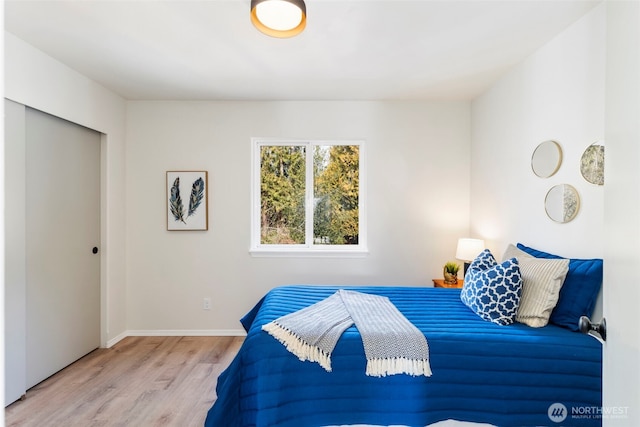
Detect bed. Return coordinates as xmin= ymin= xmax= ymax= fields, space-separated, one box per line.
xmin=205 ymin=283 xmax=602 ymax=427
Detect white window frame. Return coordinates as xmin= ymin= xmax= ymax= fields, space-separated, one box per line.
xmin=250 ymin=138 xmax=368 ymax=258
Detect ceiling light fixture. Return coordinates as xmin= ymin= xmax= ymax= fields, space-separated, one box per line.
xmin=250 ymin=0 xmax=306 ymax=38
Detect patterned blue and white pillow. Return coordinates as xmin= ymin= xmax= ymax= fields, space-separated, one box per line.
xmin=461 ymin=249 xmax=523 ymax=325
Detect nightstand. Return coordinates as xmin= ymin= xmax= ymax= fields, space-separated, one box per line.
xmin=432 ymin=279 xmax=464 ymax=289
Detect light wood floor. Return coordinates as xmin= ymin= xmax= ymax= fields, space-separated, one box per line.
xmin=4 ymin=336 xmax=244 ymax=427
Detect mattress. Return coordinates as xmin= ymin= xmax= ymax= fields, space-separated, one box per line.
xmin=205 ymin=285 xmax=602 ymax=427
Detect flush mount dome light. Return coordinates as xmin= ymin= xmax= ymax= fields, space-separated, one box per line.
xmin=251 ymin=0 xmax=306 ymax=38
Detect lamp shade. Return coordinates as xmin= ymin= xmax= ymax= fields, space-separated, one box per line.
xmin=251 ymin=0 xmax=307 ymax=38
xmin=455 ymin=238 xmax=485 ymax=262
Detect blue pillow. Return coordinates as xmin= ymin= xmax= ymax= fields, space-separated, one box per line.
xmin=516 ymin=243 xmax=603 ymax=331
xmin=461 ymin=249 xmax=523 ymax=325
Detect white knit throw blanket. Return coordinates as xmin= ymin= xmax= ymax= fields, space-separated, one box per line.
xmin=262 ymin=290 xmax=432 ymax=377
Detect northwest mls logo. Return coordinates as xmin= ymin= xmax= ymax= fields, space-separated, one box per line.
xmin=548 ymin=403 xmax=568 ymax=423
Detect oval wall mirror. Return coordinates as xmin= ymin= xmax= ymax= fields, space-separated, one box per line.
xmin=580 ymin=140 xmax=604 ymax=185
xmin=531 ymin=140 xmax=563 ymax=178
xmin=545 ymin=184 xmax=580 ymax=223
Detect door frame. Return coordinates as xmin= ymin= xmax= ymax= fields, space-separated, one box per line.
xmin=4 ymin=100 xmax=107 ymax=404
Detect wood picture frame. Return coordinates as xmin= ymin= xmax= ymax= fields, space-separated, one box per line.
xmin=166 ymin=171 xmax=208 ymax=231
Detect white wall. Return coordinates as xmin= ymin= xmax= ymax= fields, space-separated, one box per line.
xmin=125 ymin=101 xmax=470 ymax=332
xmin=470 ymin=4 xmax=605 ymax=259
xmin=603 ymin=1 xmax=640 ymax=425
xmin=4 ymin=32 xmax=128 ymax=346
xmin=471 ymin=2 xmax=640 ymax=423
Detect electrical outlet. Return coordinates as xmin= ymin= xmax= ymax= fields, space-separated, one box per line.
xmin=203 ymin=297 xmax=211 ymax=310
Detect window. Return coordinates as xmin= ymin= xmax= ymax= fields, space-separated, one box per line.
xmin=251 ymin=139 xmax=367 ymax=256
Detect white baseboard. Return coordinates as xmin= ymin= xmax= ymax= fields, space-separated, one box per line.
xmin=105 ymin=329 xmax=246 ymax=348
xmin=106 ymin=331 xmax=129 ymax=348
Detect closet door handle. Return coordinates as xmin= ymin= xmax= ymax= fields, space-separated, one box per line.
xmin=92 ymin=247 xmax=99 ymax=254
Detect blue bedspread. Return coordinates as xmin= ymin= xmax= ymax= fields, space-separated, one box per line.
xmin=205 ymin=286 xmax=602 ymax=427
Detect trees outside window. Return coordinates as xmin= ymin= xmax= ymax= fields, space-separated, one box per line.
xmin=252 ymin=139 xmax=366 ymax=255
xmin=259 ymin=145 xmax=306 ymax=244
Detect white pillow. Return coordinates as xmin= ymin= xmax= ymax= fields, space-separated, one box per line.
xmin=503 ymin=244 xmax=569 ymax=327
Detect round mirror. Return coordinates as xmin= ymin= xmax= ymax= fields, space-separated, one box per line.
xmin=545 ymin=184 xmax=580 ymax=223
xmin=580 ymin=141 xmax=604 ymax=185
xmin=532 ymin=140 xmax=563 ymax=178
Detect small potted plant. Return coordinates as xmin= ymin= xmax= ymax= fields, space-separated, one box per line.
xmin=443 ymin=261 xmax=460 ymax=285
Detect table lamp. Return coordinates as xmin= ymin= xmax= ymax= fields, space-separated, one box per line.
xmin=456 ymin=238 xmax=485 ymax=276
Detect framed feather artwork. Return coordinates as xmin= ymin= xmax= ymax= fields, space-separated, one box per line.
xmin=166 ymin=171 xmax=208 ymax=231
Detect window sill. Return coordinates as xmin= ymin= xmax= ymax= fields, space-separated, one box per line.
xmin=249 ymin=247 xmax=369 ymax=258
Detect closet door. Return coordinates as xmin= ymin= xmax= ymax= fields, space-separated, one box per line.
xmin=25 ymin=108 xmax=101 ymax=388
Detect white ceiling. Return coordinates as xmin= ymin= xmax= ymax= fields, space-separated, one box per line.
xmin=4 ymin=0 xmax=601 ymax=101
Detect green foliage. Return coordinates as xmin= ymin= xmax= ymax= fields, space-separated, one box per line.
xmin=444 ymin=262 xmax=460 ymax=275
xmin=313 ymin=145 xmax=359 ymax=245
xmin=260 ymin=144 xmax=359 ymax=245
xmin=260 ymin=146 xmax=306 ymax=244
